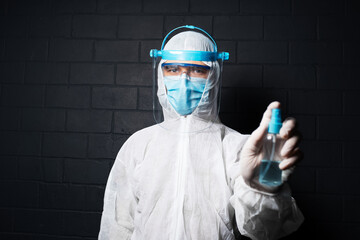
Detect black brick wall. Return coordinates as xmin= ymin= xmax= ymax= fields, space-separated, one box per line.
xmin=0 ymin=0 xmax=359 ymax=239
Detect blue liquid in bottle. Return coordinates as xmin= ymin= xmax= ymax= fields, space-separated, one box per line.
xmin=259 ymin=108 xmax=283 ymax=187
xmin=259 ymin=160 xmax=282 ymax=186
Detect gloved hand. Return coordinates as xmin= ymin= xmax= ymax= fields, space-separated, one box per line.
xmin=239 ymin=101 xmax=303 ymax=192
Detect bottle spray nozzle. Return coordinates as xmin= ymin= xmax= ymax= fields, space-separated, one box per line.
xmin=268 ymin=108 xmax=282 ymax=134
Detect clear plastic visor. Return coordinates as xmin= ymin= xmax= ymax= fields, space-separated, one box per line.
xmin=152 ymin=55 xmax=224 ymax=133
xmin=162 ymin=62 xmax=210 ymax=79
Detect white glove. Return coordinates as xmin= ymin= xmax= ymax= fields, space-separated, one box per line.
xmin=239 ymin=101 xmax=303 ymax=192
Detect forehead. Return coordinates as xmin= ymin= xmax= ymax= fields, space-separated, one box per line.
xmin=164 ymin=60 xmax=208 ymax=66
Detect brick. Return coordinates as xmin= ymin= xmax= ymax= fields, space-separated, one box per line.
xmin=140 ymin=40 xmax=162 ymax=63
xmin=62 ymin=211 xmax=101 ymax=237
xmin=0 ymin=18 xmax=4 ymax=36
xmin=84 ymin=185 xmax=105 ymax=211
xmin=116 ymin=63 xmax=152 ymax=86
xmin=235 ymin=89 xmax=288 ymax=114
xmin=73 ymin=15 xmax=117 ymax=39
xmin=347 ymin=0 xmax=360 ymax=16
xmin=0 ymin=132 xmax=17 ymax=155
xmin=165 ymin=16 xmax=212 ymax=34
xmin=220 ymin=88 xmax=237 ymax=113
xmin=0 ymin=234 xmax=37 ymax=240
xmin=222 ymin=64 xmax=262 ymax=88
xmin=345 ymin=66 xmax=360 ymax=89
xmin=0 ymin=38 xmax=4 ymax=59
xmin=319 ymin=17 xmax=345 ymax=40
xmin=114 ymin=111 xmax=154 ymax=134
xmin=317 ymin=168 xmax=360 ymax=194
xmin=264 ymin=16 xmax=316 ymax=40
xmin=67 ymin=110 xmax=112 ymax=133
xmin=292 ymin=115 xmax=316 ymax=140
xmin=70 ymin=63 xmax=114 ymax=84
xmin=290 ymin=42 xmax=342 ymax=64
xmin=0 ymin=108 xmax=20 ymax=130
xmin=1 ymin=85 xmax=44 ymax=107
xmin=144 ymin=0 xmax=189 ymax=13
xmin=287 ymin=166 xmax=316 ymax=193
xmin=18 ymin=132 xmax=42 ymax=156
xmin=218 ymin=41 xmax=237 ymax=63
xmin=289 ymin=90 xmax=341 ymax=115
xmin=88 ymin=134 xmax=127 ymax=159
xmin=0 ymin=209 xmax=13 ymax=232
xmin=138 ymin=87 xmax=152 ymax=111
xmin=42 ymin=133 xmax=87 ymax=158
xmin=344 ymin=91 xmax=360 ymax=115
xmin=5 ymin=38 xmax=48 ymax=61
xmin=240 ymin=0 xmax=290 ymax=14
xmin=294 ymin=194 xmax=342 ymax=221
xmin=314 ymin=224 xmax=358 ymax=239
xmin=343 ymin=196 xmax=360 ymax=222
xmin=30 ymin=15 xmax=71 ymax=37
xmin=0 ymin=181 xmax=39 ymax=208
xmin=344 ymin=142 xmax=360 ymax=167
xmin=21 ymin=108 xmax=66 ymax=131
xmin=299 ymin=141 xmax=341 ymax=167
xmin=40 ymin=183 xmax=104 ymax=211
xmin=214 ymin=16 xmax=263 ymax=40
xmin=97 ymin=0 xmax=142 ymax=13
xmin=345 ymin=17 xmax=360 ymax=40
xmin=318 ymin=66 xmax=345 ymax=89
xmin=18 ymin=157 xmax=42 ymax=180
xmin=13 ymin=209 xmax=62 ymax=235
xmin=7 ymin=0 xmax=51 ymax=15
xmin=40 ymin=183 xmax=84 ymax=210
xmin=344 ymin=42 xmax=360 ymax=64
xmin=220 ymin=112 xmax=255 ymax=133
xmin=49 ymin=39 xmax=93 ymax=62
xmin=92 ymin=87 xmax=137 ymax=109
xmin=0 ymin=62 xmax=25 ymax=83
xmin=0 ymin=156 xmax=17 ymax=180
xmin=293 ymin=0 xmax=345 ymax=15
xmin=118 ymin=16 xmax=163 ymax=39
xmin=1 ymin=15 xmax=29 ymax=37
xmin=53 ymin=0 xmax=97 ymax=13
xmin=237 ymin=41 xmax=287 ymax=64
xmin=95 ymin=40 xmax=139 ymax=62
xmin=43 ymin=158 xmax=63 ymax=182
xmin=319 ymin=116 xmax=360 ymax=140
xmin=64 ymin=159 xmax=110 ymax=184
xmin=45 ymin=86 xmax=90 ymax=108
xmin=26 ymin=62 xmax=69 ymax=84
xmin=191 ymin=0 xmax=238 ymax=13
xmin=264 ymin=65 xmax=316 ymax=89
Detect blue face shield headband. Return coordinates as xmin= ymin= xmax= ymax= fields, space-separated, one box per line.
xmin=149 ymin=25 xmax=229 ymax=62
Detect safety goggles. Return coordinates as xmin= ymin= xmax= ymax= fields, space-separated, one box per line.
xmin=162 ymin=62 xmax=210 ymax=78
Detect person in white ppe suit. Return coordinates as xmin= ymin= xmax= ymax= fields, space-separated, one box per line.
xmin=99 ymin=25 xmax=304 ymax=240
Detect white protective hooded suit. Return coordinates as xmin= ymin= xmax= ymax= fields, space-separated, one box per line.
xmin=99 ymin=29 xmax=304 ymax=240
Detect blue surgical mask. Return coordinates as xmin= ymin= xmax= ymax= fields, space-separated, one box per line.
xmin=163 ymin=75 xmax=207 ymax=116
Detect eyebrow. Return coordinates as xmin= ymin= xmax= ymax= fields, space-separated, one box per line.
xmin=161 ymin=62 xmax=211 ymax=70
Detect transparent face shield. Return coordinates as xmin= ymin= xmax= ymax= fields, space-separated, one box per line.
xmin=150 ymin=25 xmax=229 ymax=132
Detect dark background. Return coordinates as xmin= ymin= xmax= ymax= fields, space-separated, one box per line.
xmin=1 ymin=0 xmax=359 ymax=239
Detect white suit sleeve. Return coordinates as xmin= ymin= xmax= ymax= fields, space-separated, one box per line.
xmin=230 ymin=175 xmax=304 ymax=240
xmin=98 ymin=147 xmax=137 ymax=240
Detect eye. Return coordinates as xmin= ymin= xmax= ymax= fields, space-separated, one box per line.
xmin=191 ymin=67 xmax=209 ymax=76
xmin=164 ymin=66 xmax=179 ymax=73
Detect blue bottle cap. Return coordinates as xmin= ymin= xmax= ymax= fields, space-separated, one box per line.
xmin=268 ymin=108 xmax=282 ymax=134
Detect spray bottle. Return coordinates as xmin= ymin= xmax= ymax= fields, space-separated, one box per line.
xmin=259 ymin=108 xmax=283 ymax=187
